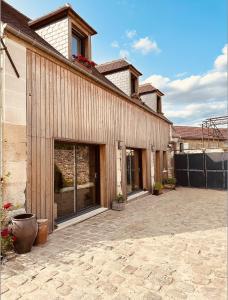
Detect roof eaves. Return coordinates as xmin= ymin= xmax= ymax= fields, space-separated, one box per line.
xmin=5 ymin=24 xmax=172 ymax=125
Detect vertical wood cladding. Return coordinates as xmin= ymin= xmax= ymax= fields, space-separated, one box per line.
xmin=26 ymin=50 xmax=170 ymax=231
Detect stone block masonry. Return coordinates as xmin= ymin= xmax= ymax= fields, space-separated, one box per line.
xmin=106 ymin=69 xmax=131 ymax=96
xmin=36 ymin=18 xmax=69 ymax=58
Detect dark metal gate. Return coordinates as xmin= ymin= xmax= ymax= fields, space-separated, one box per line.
xmin=174 ymin=152 xmax=228 ymax=190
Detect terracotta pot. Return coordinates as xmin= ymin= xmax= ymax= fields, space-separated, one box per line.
xmin=112 ymin=201 xmax=126 ymax=211
xmin=34 ymin=219 xmax=48 ymax=246
xmin=12 ymin=214 xmax=38 ymax=254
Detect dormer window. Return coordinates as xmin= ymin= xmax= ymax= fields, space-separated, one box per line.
xmin=157 ymin=95 xmax=162 ymax=113
xmin=72 ymin=31 xmax=85 ymax=57
xmin=29 ymin=4 xmax=97 ymax=60
xmin=131 ymin=73 xmax=138 ymax=96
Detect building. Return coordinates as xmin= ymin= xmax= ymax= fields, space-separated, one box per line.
xmin=1 ymin=1 xmax=172 ymax=231
xmin=173 ymin=126 xmax=228 ymax=152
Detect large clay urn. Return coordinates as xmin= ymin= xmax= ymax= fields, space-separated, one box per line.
xmin=12 ymin=214 xmax=38 ymax=254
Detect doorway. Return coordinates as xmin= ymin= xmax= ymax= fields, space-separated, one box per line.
xmin=126 ymin=148 xmax=143 ymax=195
xmin=54 ymin=141 xmax=100 ymax=222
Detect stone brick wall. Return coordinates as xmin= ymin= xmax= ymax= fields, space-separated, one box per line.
xmin=105 ymin=70 xmax=131 ymax=96
xmin=141 ymin=93 xmax=157 ymax=112
xmin=2 ymin=38 xmax=27 ymax=206
xmin=35 ymin=18 xmax=69 ymax=58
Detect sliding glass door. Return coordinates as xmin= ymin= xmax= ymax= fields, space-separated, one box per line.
xmin=54 ymin=142 xmax=100 ymax=222
xmin=126 ymin=148 xmax=143 ymax=195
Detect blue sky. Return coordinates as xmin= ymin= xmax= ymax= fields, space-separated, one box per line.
xmin=6 ymin=0 xmax=227 ymax=125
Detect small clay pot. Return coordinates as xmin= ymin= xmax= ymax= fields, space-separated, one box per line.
xmin=112 ymin=201 xmax=126 ymax=211
xmin=34 ymin=219 xmax=48 ymax=246
xmin=12 ymin=214 xmax=38 ymax=254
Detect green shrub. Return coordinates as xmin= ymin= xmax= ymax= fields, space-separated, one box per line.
xmin=115 ymin=193 xmax=125 ymax=203
xmin=153 ymin=182 xmax=163 ymax=191
xmin=166 ymin=178 xmax=176 ymax=185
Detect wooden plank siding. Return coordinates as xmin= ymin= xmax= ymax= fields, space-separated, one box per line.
xmin=26 ymin=49 xmax=170 ymax=231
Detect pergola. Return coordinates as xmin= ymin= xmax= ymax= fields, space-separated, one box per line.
xmin=202 ymin=115 xmax=228 ymax=148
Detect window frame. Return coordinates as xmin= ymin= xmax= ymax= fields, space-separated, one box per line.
xmin=71 ymin=29 xmax=85 ymax=57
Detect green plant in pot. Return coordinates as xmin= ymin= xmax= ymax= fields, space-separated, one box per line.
xmin=112 ymin=193 xmax=126 ymax=211
xmin=153 ymin=182 xmax=163 ymax=196
xmin=163 ymin=177 xmax=176 ymax=190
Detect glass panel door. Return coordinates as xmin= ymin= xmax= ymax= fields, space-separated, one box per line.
xmin=54 ymin=142 xmax=100 ymax=222
xmin=76 ymin=145 xmax=99 ymax=212
xmin=54 ymin=142 xmax=75 ymax=220
xmin=126 ymin=148 xmax=142 ymax=195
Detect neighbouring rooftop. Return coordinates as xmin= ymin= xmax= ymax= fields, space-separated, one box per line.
xmin=173 ymin=126 xmax=228 ymax=140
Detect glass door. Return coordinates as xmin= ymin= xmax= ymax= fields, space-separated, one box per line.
xmin=126 ymin=148 xmax=142 ymax=195
xmin=54 ymin=142 xmax=100 ymax=222
xmin=54 ymin=142 xmax=75 ymax=220
xmin=76 ymin=144 xmax=100 ymax=212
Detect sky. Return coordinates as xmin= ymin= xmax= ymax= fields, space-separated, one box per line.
xmin=6 ymin=0 xmax=227 ymax=125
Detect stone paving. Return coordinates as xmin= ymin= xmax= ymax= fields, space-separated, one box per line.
xmin=1 ymin=187 xmax=227 ymax=300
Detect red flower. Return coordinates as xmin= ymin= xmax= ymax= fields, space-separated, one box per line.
xmin=13 ymin=236 xmax=17 ymax=241
xmin=1 ymin=228 xmax=9 ymax=238
xmin=3 ymin=202 xmax=12 ymax=209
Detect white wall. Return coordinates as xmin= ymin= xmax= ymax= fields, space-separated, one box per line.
xmin=105 ymin=69 xmax=131 ymax=96
xmin=36 ymin=18 xmax=69 ymax=58
xmin=141 ymin=93 xmax=157 ymax=112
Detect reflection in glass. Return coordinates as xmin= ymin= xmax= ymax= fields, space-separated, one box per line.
xmin=54 ymin=143 xmax=75 ymax=220
xmin=76 ymin=145 xmax=98 ymax=212
xmin=54 ymin=142 xmax=100 ymax=222
xmin=126 ymin=148 xmax=142 ymax=194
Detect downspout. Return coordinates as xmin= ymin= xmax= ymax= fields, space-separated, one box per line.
xmin=0 ymin=22 xmax=7 ymax=202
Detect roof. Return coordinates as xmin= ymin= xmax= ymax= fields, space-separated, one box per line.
xmin=139 ymin=83 xmax=164 ymax=96
xmin=96 ymin=59 xmax=142 ymax=76
xmin=173 ymin=126 xmax=228 ymax=141
xmin=1 ymin=0 xmax=61 ymax=56
xmin=28 ymin=4 xmax=97 ymax=35
xmin=1 ymin=1 xmax=122 ymax=90
xmin=2 ymin=1 xmax=172 ymax=125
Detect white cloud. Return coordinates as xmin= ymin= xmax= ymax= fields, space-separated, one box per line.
xmin=175 ymin=72 xmax=188 ymax=78
xmin=119 ymin=49 xmax=130 ymax=59
xmin=214 ymin=44 xmax=227 ymax=71
xmin=126 ymin=30 xmax=137 ymax=39
xmin=132 ymin=37 xmax=160 ymax=55
xmin=111 ymin=41 xmax=119 ymax=48
xmin=143 ymin=44 xmax=227 ymax=125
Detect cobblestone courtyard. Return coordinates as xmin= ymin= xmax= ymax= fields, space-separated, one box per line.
xmin=1 ymin=188 xmax=227 ymax=300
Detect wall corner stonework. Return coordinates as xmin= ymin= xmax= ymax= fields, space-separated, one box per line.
xmin=2 ymin=37 xmax=27 ymax=209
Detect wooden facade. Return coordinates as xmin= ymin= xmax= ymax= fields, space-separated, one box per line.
xmin=26 ymin=49 xmax=170 ymax=231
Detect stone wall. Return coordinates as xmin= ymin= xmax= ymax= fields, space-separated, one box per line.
xmin=35 ymin=18 xmax=69 ymax=58
xmin=2 ymin=38 xmax=27 ymax=207
xmin=141 ymin=93 xmax=158 ymax=112
xmin=105 ymin=70 xmax=131 ymax=96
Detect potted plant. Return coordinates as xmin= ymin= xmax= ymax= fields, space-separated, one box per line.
xmin=112 ymin=193 xmax=126 ymax=211
xmin=163 ymin=177 xmax=176 ymax=190
xmin=153 ymin=182 xmax=163 ymax=196
xmin=12 ymin=213 xmax=38 ymax=254
xmin=0 ymin=202 xmax=17 ymax=259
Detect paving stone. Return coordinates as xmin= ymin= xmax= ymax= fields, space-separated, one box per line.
xmin=1 ymin=291 xmax=22 ymax=300
xmin=143 ymin=291 xmax=162 ymax=300
xmin=122 ymin=265 xmax=138 ymax=274
xmin=1 ymin=188 xmax=226 ymax=299
xmin=56 ymin=285 xmax=72 ymax=296
xmin=0 ymin=284 xmax=9 ymax=295
xmin=165 ymin=288 xmax=187 ymax=299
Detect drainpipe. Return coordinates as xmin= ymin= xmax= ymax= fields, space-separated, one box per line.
xmin=0 ymin=22 xmax=7 ymax=202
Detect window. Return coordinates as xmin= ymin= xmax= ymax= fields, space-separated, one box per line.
xmin=131 ymin=74 xmax=137 ymax=95
xmin=72 ymin=31 xmax=85 ymax=57
xmin=157 ymin=95 xmax=162 ymax=113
